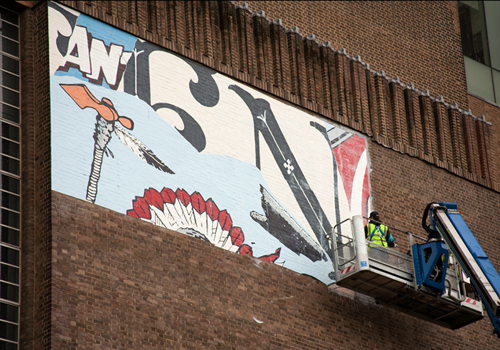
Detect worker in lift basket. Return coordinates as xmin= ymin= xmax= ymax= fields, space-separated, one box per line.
xmin=364 ymin=211 xmax=395 ymax=248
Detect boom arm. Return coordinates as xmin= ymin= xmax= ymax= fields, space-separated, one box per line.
xmin=429 ymin=202 xmax=500 ymax=336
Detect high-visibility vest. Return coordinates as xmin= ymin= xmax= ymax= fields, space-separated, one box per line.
xmin=367 ymin=223 xmax=389 ymax=247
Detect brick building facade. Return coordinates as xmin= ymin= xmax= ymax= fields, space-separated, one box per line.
xmin=2 ymin=1 xmax=500 ymax=349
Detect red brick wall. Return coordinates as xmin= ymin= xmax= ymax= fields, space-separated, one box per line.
xmin=369 ymin=139 xmax=500 ymax=270
xmin=19 ymin=5 xmax=36 ymax=350
xmin=51 ymin=186 xmax=499 ymax=349
xmin=19 ymin=2 xmax=52 ymax=349
xmin=467 ymin=95 xmax=500 ymax=191
xmin=245 ymin=1 xmax=468 ymax=108
xmin=17 ymin=1 xmax=500 ymax=349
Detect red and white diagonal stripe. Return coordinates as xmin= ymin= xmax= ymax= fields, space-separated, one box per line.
xmin=340 ymin=265 xmax=356 ymax=275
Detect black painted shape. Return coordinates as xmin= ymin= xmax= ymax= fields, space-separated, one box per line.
xmin=123 ymin=50 xmax=135 ymax=96
xmin=152 ymin=103 xmax=206 ymax=153
xmin=229 ymin=84 xmax=332 ymax=255
xmin=123 ymin=40 xmax=157 ymax=105
xmin=251 ymin=186 xmax=326 ymax=262
xmin=183 ymin=60 xmax=220 ymax=107
xmin=49 ymin=2 xmax=78 ymax=57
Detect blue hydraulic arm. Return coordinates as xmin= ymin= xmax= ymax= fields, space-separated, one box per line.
xmin=427 ymin=202 xmax=500 ymax=337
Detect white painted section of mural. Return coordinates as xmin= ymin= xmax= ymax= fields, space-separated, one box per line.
xmin=48 ymin=2 xmax=371 ymax=285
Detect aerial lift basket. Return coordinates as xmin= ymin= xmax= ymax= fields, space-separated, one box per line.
xmin=330 ymin=215 xmax=483 ymax=330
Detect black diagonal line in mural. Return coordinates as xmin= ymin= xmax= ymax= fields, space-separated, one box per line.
xmin=229 ymin=85 xmax=332 ymax=255
xmin=328 ymin=131 xmax=352 ymax=149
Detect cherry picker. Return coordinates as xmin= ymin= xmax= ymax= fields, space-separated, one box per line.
xmin=330 ymin=202 xmax=500 ymax=336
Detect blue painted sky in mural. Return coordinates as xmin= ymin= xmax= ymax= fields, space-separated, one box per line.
xmin=53 ymin=10 xmax=136 ymax=89
xmin=51 ymin=74 xmax=335 ymax=285
xmin=77 ymin=13 xmax=137 ymax=52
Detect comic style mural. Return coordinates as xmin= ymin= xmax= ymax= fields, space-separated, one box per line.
xmin=49 ymin=2 xmax=371 ymax=285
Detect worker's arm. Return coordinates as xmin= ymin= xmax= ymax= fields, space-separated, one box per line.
xmin=385 ymin=228 xmax=395 ymax=247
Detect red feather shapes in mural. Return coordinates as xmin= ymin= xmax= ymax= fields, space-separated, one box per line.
xmin=127 ymin=187 xmax=281 ymax=263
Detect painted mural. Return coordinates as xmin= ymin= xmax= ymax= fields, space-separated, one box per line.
xmin=49 ymin=2 xmax=371 ymax=285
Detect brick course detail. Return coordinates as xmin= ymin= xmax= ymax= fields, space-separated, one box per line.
xmin=51 ymin=188 xmax=500 ymax=349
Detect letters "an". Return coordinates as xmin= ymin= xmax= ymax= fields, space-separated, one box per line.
xmin=59 ymin=25 xmax=125 ymax=88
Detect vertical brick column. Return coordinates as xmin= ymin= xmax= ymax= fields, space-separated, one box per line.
xmin=19 ymin=2 xmax=53 ymax=349
xmin=462 ymin=110 xmax=481 ymax=177
xmin=333 ymin=49 xmax=348 ymax=121
xmin=236 ymin=3 xmax=256 ymax=77
xmin=403 ymin=83 xmax=420 ymax=153
xmin=418 ymin=90 xmax=435 ymax=162
xmin=432 ymin=96 xmax=450 ymax=165
xmin=475 ymin=116 xmax=491 ymax=181
xmin=447 ymin=103 xmax=467 ymax=172
xmin=373 ymin=70 xmax=388 ymax=140
xmin=20 ymin=5 xmax=35 ymax=350
xmin=252 ymin=10 xmax=269 ymax=81
xmin=318 ymin=42 xmax=336 ymax=114
xmin=389 ymin=77 xmax=405 ymax=150
xmin=269 ymin=18 xmax=287 ymax=89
